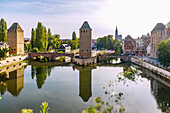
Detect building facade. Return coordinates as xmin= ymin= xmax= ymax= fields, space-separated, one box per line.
xmin=79 ymin=21 xmax=92 ymax=58
xmin=7 ymin=23 xmax=24 ymax=55
xmin=150 ymin=23 xmax=165 ymax=58
xmin=123 ymin=35 xmax=136 ymax=54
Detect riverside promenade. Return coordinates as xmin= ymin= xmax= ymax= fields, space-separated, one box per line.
xmin=0 ymin=55 xmax=28 ymax=69
xmin=131 ymin=56 xmax=170 ymax=80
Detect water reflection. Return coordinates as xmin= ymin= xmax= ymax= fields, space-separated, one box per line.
xmin=151 ymin=79 xmax=170 ymax=113
xmin=31 ymin=65 xmax=52 ymax=89
xmin=75 ymin=66 xmax=96 ymax=102
xmin=139 ymin=68 xmax=170 ymax=113
xmin=0 ymin=63 xmax=26 ymax=96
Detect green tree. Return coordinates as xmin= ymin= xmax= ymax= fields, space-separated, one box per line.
xmin=35 ymin=22 xmax=46 ymax=51
xmin=0 ymin=47 xmax=10 ymax=58
xmin=72 ymin=31 xmax=77 ymax=40
xmin=31 ymin=28 xmax=36 ymax=49
xmin=0 ymin=18 xmax=7 ymax=42
xmin=157 ymin=39 xmax=170 ymax=67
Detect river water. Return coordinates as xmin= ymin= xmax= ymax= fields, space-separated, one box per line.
xmin=0 ymin=62 xmax=169 ymax=113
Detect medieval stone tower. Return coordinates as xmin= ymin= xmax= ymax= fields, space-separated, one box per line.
xmin=79 ymin=21 xmax=92 ymax=58
xmin=7 ymin=23 xmax=24 ymax=55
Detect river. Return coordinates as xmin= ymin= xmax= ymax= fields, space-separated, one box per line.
xmin=0 ymin=62 xmax=169 ymax=113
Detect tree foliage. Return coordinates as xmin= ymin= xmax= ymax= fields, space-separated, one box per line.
xmin=31 ymin=23 xmax=61 ymax=52
xmin=62 ymin=31 xmax=79 ymax=50
xmin=157 ymin=39 xmax=170 ymax=67
xmin=97 ymin=35 xmax=123 ymax=54
xmin=31 ymin=28 xmax=36 ymax=49
xmin=0 ymin=18 xmax=7 ymax=42
xmin=0 ymin=47 xmax=10 ymax=59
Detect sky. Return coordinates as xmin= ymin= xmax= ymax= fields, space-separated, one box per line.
xmin=0 ymin=0 xmax=170 ymax=39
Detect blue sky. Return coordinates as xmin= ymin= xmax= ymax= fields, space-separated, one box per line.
xmin=0 ymin=0 xmax=170 ymax=39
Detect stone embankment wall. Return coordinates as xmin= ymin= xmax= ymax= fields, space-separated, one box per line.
xmin=0 ymin=55 xmax=28 ymax=67
xmin=131 ymin=57 xmax=170 ymax=80
xmin=73 ymin=57 xmax=97 ymax=66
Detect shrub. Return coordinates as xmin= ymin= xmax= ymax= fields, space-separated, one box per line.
xmin=156 ymin=64 xmax=159 ymax=67
xmin=32 ymin=47 xmax=39 ymax=52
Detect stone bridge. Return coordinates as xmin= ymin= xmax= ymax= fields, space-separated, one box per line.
xmin=28 ymin=52 xmax=75 ymax=61
xmin=98 ymin=54 xmax=131 ymax=62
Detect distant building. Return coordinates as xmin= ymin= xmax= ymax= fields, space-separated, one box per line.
xmin=61 ymin=39 xmax=71 ymax=42
xmin=24 ymin=38 xmax=31 ymax=45
xmin=150 ymin=23 xmax=168 ymax=58
xmin=92 ymin=39 xmax=97 ymax=49
xmin=7 ymin=23 xmax=24 ymax=55
xmin=123 ymin=35 xmax=136 ymax=54
xmin=133 ymin=47 xmax=147 ymax=56
xmin=115 ymin=26 xmax=122 ymax=42
xmin=79 ymin=21 xmax=92 ymax=58
xmin=0 ymin=42 xmax=9 ymax=56
xmin=58 ymin=44 xmax=71 ymax=53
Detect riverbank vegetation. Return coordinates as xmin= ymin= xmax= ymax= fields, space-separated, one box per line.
xmin=97 ymin=35 xmax=123 ymax=54
xmin=0 ymin=18 xmax=7 ymax=42
xmin=157 ymin=38 xmax=170 ymax=67
xmin=30 ymin=22 xmax=79 ymax=53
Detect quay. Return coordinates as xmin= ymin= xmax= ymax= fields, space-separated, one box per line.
xmin=131 ymin=57 xmax=170 ymax=80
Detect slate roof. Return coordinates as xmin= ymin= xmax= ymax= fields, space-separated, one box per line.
xmin=152 ymin=23 xmax=165 ymax=31
xmin=80 ymin=21 xmax=91 ymax=30
xmin=8 ymin=23 xmax=23 ymax=31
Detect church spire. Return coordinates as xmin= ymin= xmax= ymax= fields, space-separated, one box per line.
xmin=115 ymin=26 xmax=118 ymax=38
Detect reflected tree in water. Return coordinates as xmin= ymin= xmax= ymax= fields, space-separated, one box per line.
xmin=0 ymin=82 xmax=7 ymax=95
xmin=31 ymin=65 xmax=52 ymax=89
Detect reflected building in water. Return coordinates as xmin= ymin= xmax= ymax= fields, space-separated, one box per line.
xmin=0 ymin=63 xmax=26 ymax=96
xmin=151 ymin=78 xmax=170 ymax=113
xmin=140 ymin=68 xmax=170 ymax=113
xmin=75 ymin=66 xmax=96 ymax=102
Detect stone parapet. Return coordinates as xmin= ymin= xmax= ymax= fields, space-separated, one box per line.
xmin=131 ymin=57 xmax=170 ymax=80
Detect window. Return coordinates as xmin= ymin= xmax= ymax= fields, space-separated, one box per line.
xmin=87 ymin=50 xmax=88 ymax=52
xmin=82 ymin=50 xmax=83 ymax=52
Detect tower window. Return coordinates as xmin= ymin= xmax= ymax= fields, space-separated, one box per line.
xmin=81 ymin=30 xmax=82 ymax=33
xmin=87 ymin=50 xmax=88 ymax=52
xmin=82 ymin=50 xmax=83 ymax=52
xmin=86 ymin=30 xmax=87 ymax=33
xmin=83 ymin=30 xmax=85 ymax=32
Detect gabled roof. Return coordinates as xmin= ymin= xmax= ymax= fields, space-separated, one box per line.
xmin=152 ymin=23 xmax=165 ymax=31
xmin=0 ymin=42 xmax=7 ymax=45
xmin=8 ymin=23 xmax=23 ymax=31
xmin=59 ymin=44 xmax=70 ymax=48
xmin=80 ymin=21 xmax=91 ymax=30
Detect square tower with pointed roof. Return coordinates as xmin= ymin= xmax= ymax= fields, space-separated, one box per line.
xmin=79 ymin=21 xmax=92 ymax=58
xmin=7 ymin=23 xmax=24 ymax=55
